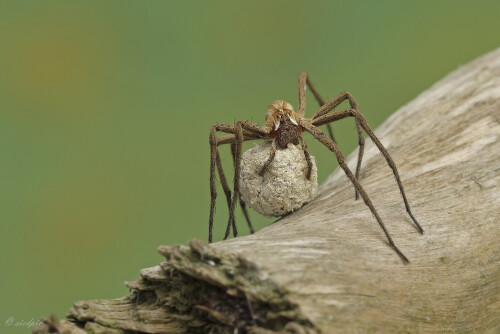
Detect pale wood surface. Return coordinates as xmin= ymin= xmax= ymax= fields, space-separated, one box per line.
xmin=34 ymin=48 xmax=500 ymax=334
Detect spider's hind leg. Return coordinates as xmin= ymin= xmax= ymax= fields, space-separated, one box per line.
xmin=209 ymin=121 xmax=271 ymax=243
xmin=209 ymin=123 xmax=256 ymax=243
xmin=222 ymin=123 xmax=243 ymax=240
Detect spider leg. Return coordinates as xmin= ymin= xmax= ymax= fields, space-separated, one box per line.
xmin=312 ymin=108 xmax=356 ymax=126
xmin=239 ymin=120 xmax=272 ymax=137
xmin=312 ymin=109 xmax=424 ymax=234
xmin=311 ymin=91 xmax=365 ymax=200
xmin=300 ymin=120 xmax=410 ymax=263
xmin=209 ymin=123 xmax=263 ymax=243
xmin=297 ymin=72 xmax=308 ymax=117
xmin=352 ymin=111 xmax=424 ymax=234
xmin=299 ymin=133 xmax=313 ymax=180
xmin=215 ymin=150 xmax=236 ymax=236
xmin=223 ymin=122 xmax=244 ymax=240
xmin=217 ymin=131 xmax=260 ymax=146
xmin=297 ymin=72 xmax=335 ymax=142
xmin=312 ymin=92 xmax=356 ymax=119
xmin=230 ymin=120 xmax=273 ymax=177
xmin=258 ymin=141 xmax=277 ymax=176
xmin=225 ymin=120 xmax=272 ymax=238
xmin=231 ymin=143 xmax=255 ymax=234
xmin=209 ymin=126 xmax=219 ymax=243
xmin=219 ymin=121 xmax=271 ymax=239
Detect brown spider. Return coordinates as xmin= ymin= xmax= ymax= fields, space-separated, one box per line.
xmin=208 ymin=72 xmax=424 ymax=263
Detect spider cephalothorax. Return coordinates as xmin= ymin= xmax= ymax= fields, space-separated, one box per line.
xmin=208 ymin=72 xmax=424 ymax=263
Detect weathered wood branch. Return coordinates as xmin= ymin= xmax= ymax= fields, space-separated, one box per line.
xmin=34 ymin=48 xmax=500 ymax=334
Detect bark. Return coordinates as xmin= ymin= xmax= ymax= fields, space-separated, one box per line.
xmin=34 ymin=48 xmax=500 ymax=334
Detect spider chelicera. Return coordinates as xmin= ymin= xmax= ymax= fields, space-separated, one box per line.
xmin=208 ymin=72 xmax=424 ymax=263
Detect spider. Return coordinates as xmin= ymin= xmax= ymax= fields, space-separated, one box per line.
xmin=208 ymin=72 xmax=424 ymax=263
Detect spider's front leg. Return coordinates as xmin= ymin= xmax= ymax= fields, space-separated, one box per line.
xmin=299 ymin=119 xmax=410 ymax=263
xmin=311 ymin=108 xmax=424 ymax=234
xmin=351 ymin=111 xmax=424 ymax=234
xmin=297 ymin=72 xmax=336 ymax=142
xmin=311 ymin=91 xmax=366 ymax=200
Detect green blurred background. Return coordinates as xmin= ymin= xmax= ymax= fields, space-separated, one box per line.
xmin=1 ymin=0 xmax=499 ymax=331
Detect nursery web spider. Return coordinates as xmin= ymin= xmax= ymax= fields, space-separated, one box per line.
xmin=208 ymin=72 xmax=424 ymax=263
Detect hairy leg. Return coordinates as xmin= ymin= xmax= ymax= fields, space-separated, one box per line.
xmin=351 ymin=111 xmax=424 ymax=234
xmin=299 ymin=133 xmax=313 ymax=180
xmin=311 ymin=91 xmax=365 ymax=200
xmin=221 ymin=124 xmax=243 ymax=240
xmin=215 ymin=150 xmax=232 ymax=226
xmin=297 ymin=72 xmax=335 ymax=142
xmin=209 ymin=123 xmax=264 ymax=243
xmin=231 ymin=143 xmax=255 ymax=234
xmin=311 ymin=109 xmax=424 ymax=234
xmin=217 ymin=132 xmax=260 ymax=146
xmin=300 ymin=120 xmax=410 ymax=263
xmin=259 ymin=141 xmax=277 ymax=176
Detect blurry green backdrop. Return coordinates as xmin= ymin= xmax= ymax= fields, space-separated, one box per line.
xmin=1 ymin=1 xmax=500 ymax=331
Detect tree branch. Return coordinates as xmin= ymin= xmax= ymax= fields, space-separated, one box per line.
xmin=34 ymin=48 xmax=500 ymax=334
